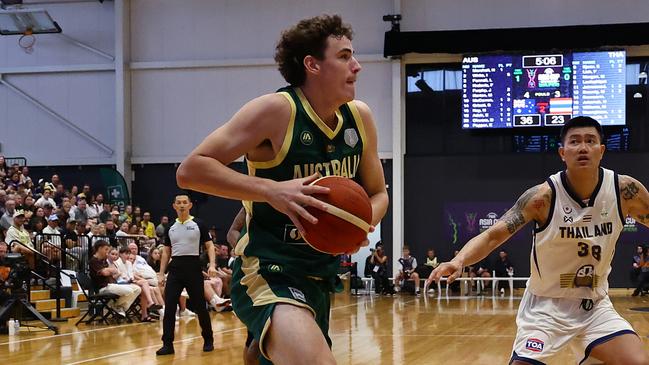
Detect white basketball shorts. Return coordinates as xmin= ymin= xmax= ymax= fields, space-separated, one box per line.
xmin=510 ymin=289 xmax=636 ymax=364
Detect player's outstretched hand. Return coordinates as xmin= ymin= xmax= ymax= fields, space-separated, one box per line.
xmin=266 ymin=173 xmax=330 ymax=235
xmin=428 ymin=260 xmax=463 ymax=286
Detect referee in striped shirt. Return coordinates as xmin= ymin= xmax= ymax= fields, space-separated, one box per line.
xmin=156 ymin=193 xmax=217 ymax=356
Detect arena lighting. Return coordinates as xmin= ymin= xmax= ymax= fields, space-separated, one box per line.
xmin=0 ymin=7 xmax=61 ymax=35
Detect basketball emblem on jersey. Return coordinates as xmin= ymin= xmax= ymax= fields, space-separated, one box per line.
xmin=344 ymin=128 xmax=359 ymax=148
xmin=300 ymin=131 xmax=313 ymax=145
xmin=574 ymin=264 xmax=595 ymax=288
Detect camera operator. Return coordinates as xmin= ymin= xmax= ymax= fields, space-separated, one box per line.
xmin=369 ymin=242 xmax=394 ymax=295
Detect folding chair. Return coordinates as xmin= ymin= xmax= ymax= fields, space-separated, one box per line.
xmin=74 ymin=272 xmax=120 ymax=326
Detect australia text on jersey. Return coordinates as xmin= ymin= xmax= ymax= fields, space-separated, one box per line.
xmin=292 ymin=154 xmax=361 ymax=179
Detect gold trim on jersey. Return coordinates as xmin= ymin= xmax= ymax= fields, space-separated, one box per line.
xmin=295 ymin=87 xmax=343 ymax=140
xmin=347 ymin=101 xmax=368 ymax=154
xmin=239 ymin=254 xmax=315 ymax=359
xmin=247 ymin=92 xmax=297 ymax=169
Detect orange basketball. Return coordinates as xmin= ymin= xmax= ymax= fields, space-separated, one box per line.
xmin=299 ymin=176 xmax=372 ymax=255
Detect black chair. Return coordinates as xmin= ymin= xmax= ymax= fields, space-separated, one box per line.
xmin=74 ymin=272 xmax=120 ymax=326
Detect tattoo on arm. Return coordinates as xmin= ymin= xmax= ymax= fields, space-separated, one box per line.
xmin=501 ymin=186 xmax=539 ymax=233
xmin=637 ymin=214 xmax=649 ymax=224
xmin=622 ymin=182 xmax=640 ymax=200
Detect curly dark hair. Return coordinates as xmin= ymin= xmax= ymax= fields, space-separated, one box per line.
xmin=274 ymin=14 xmax=353 ymax=86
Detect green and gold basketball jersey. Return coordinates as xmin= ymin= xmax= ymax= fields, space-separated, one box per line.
xmin=235 ymin=87 xmax=368 ymax=279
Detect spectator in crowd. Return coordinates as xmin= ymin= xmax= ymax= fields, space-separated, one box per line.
xmin=633 ymin=246 xmax=649 ymax=296
xmin=53 ymin=184 xmax=66 ymax=206
xmin=0 ymin=156 xmax=6 ymax=179
xmin=418 ymin=248 xmax=439 ymax=281
xmin=35 ymin=183 xmax=57 ymax=209
xmin=70 ymin=185 xmax=78 ymax=197
xmin=395 ymin=246 xmax=421 ymax=296
xmin=116 ymin=222 xmax=130 ymax=238
xmin=98 ymin=203 xmax=112 ymax=223
xmin=81 ymin=184 xmax=91 ymax=199
xmin=23 ymin=195 xmax=35 ymax=213
xmin=89 ymin=240 xmax=141 ymax=318
xmin=0 ymin=199 xmax=15 ymax=232
xmin=62 ymin=218 xmax=78 ymax=250
xmin=70 ymin=198 xmax=89 ymax=225
xmin=632 ymin=245 xmax=644 ymax=285
xmin=114 ymin=246 xmax=161 ymax=322
xmin=107 ymin=247 xmax=119 ymax=266
xmin=6 ymin=210 xmax=35 ymax=268
xmin=494 ymin=249 xmax=515 ymax=293
xmin=141 ymin=212 xmax=156 ymax=239
xmin=87 ymin=193 xmax=103 ymax=221
xmin=5 ymin=171 xmax=20 ymax=191
xmin=27 ymin=207 xmax=46 ymax=232
xmin=50 ymin=174 xmax=61 ymax=187
xmin=495 ymin=250 xmax=514 ymax=278
xmin=156 ymin=216 xmax=170 ymax=244
xmin=0 ymin=241 xmax=7 ymax=261
xmin=19 ymin=166 xmax=32 ymax=185
xmin=110 ymin=209 xmax=121 ymax=225
xmin=43 ymin=214 xmax=61 ymax=235
xmin=369 ymin=242 xmax=394 ymax=295
xmin=120 ymin=205 xmax=133 ymax=224
xmin=147 ymin=246 xmax=162 ymax=273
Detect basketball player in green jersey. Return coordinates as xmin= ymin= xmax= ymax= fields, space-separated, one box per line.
xmin=177 ymin=15 xmax=388 ymax=365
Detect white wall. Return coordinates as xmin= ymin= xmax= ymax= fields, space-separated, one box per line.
xmin=402 ymin=0 xmax=649 ymax=31
xmin=129 ymin=0 xmax=394 ymax=162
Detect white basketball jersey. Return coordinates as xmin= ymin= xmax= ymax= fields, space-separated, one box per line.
xmin=528 ymin=167 xmax=624 ymax=300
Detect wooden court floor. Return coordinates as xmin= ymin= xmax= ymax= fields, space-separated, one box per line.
xmin=1 ymin=289 xmax=648 ymax=364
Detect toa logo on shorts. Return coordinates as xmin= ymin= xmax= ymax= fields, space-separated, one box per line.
xmin=525 ymin=338 xmax=544 ymax=353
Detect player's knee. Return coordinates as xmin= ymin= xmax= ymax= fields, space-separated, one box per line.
xmin=624 ymin=352 xmax=649 ymax=365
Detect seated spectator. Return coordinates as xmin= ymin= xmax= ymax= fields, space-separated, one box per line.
xmin=632 ymin=245 xmax=643 ymax=285
xmin=494 ymin=249 xmax=515 ymax=293
xmin=369 ymin=242 xmax=394 ymax=295
xmin=215 ymin=244 xmax=232 ymax=296
xmin=417 ymin=248 xmax=439 ymax=279
xmin=633 ymin=246 xmax=649 ymax=296
xmin=53 ymin=184 xmax=65 ymax=206
xmin=114 ymin=247 xmax=160 ymax=321
xmin=141 ymin=212 xmax=156 ymax=239
xmin=35 ymin=183 xmax=57 ymax=209
xmin=0 ymin=199 xmax=15 ymax=232
xmin=70 ymin=198 xmax=89 ymax=226
xmin=98 ymin=203 xmax=112 ymax=224
xmin=156 ymin=216 xmax=170 ymax=245
xmin=395 ymin=246 xmax=420 ymax=296
xmin=6 ymin=210 xmax=35 ymax=269
xmin=494 ymin=250 xmax=514 ymax=278
xmin=89 ymin=240 xmax=141 ymax=317
xmin=41 ymin=214 xmax=62 ymax=262
xmin=119 ymin=205 xmax=133 ymax=224
xmin=0 ymin=241 xmax=7 ymax=262
xmin=127 ymin=251 xmax=165 ymax=318
xmin=27 ymin=207 xmax=46 ymax=233
xmin=147 ymin=246 xmax=162 ymax=273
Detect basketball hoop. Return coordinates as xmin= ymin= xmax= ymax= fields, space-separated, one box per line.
xmin=18 ymin=28 xmax=35 ymax=54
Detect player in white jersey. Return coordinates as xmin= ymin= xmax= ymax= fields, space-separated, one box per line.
xmin=427 ymin=116 xmax=649 ymax=364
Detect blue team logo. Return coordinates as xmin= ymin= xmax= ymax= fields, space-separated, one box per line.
xmin=526 ymin=338 xmax=544 ymax=353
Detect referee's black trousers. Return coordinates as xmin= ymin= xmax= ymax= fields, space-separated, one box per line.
xmin=162 ymin=257 xmax=213 ymax=345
